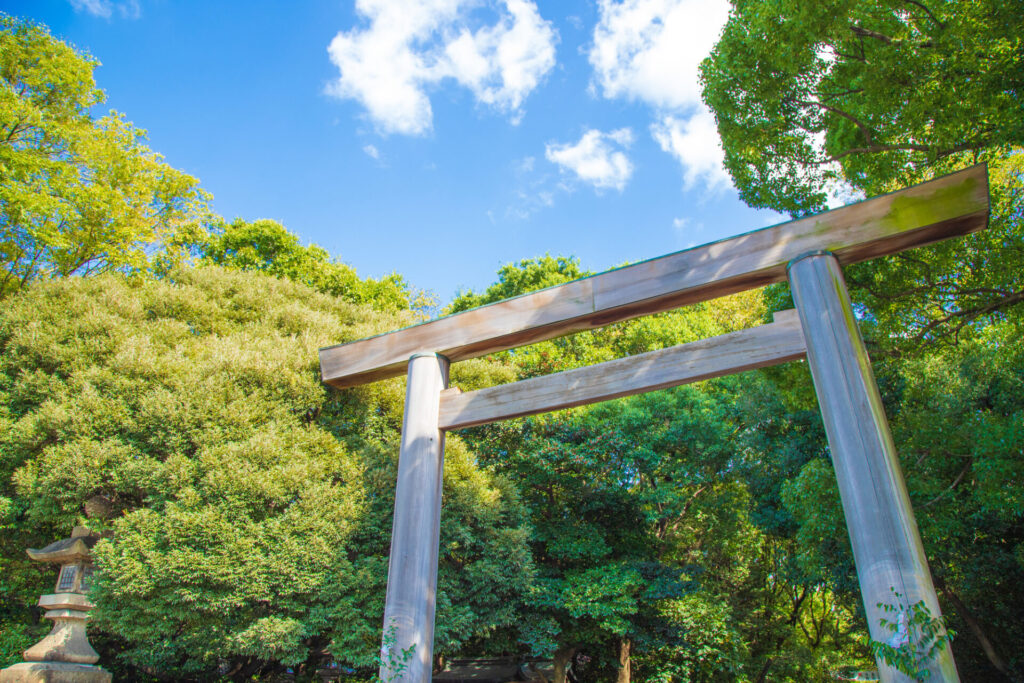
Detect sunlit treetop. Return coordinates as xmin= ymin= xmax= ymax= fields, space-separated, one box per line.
xmin=701 ymin=0 xmax=1024 ymax=214
xmin=0 ymin=14 xmax=212 ymax=297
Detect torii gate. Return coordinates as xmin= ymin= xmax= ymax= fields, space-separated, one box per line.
xmin=319 ymin=165 xmax=989 ymax=683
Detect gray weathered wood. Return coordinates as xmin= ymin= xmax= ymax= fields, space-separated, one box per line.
xmin=439 ymin=310 xmax=805 ymax=430
xmin=788 ymin=253 xmax=959 ymax=682
xmin=321 ymin=165 xmax=987 ymax=388
xmin=380 ymin=353 xmax=449 ymax=683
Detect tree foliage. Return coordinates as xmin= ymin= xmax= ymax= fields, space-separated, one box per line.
xmin=200 ymin=218 xmax=420 ymax=313
xmin=453 ymin=257 xmax=871 ymax=682
xmin=702 ymin=0 xmax=1024 ymax=346
xmin=701 ymin=0 xmax=1023 ymax=213
xmin=704 ymin=2 xmax=1024 ymax=678
xmin=0 ymin=15 xmax=212 ymax=298
xmin=0 ymin=268 xmax=531 ymax=679
xmin=447 ymin=255 xmax=590 ymax=314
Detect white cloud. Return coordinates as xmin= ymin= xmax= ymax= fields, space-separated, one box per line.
xmin=826 ymin=184 xmax=866 ymax=209
xmin=672 ymin=217 xmax=689 ymax=230
xmin=327 ymin=0 xmax=557 ymax=136
xmin=504 ymin=155 xmax=558 ymax=220
xmin=69 ymin=0 xmax=140 ymax=18
xmin=515 ymin=156 xmax=535 ymax=174
xmin=589 ymin=0 xmax=732 ymax=192
xmin=444 ymin=0 xmax=558 ymax=120
xmin=590 ymin=0 xmax=728 ymax=109
xmin=362 ymin=144 xmax=381 ymax=159
xmin=651 ymin=110 xmax=730 ymax=192
xmin=545 ymin=128 xmax=634 ymax=191
xmin=70 ymin=0 xmax=112 ymax=17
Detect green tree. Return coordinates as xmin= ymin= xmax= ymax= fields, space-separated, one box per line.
xmin=0 ymin=267 xmax=531 ymax=679
xmin=470 ymin=417 xmax=654 ymax=681
xmin=701 ymin=0 xmax=1024 ymax=345
xmin=454 ymin=255 xmax=870 ymax=681
xmin=447 ymin=255 xmax=590 ymax=314
xmin=782 ymin=331 xmax=1024 ymax=680
xmin=704 ymin=4 xmax=1024 ymax=678
xmin=701 ymin=0 xmax=1022 ymax=215
xmin=200 ymin=218 xmax=421 ymax=312
xmin=466 ymin=378 xmax=866 ymax=682
xmin=0 ymin=15 xmax=212 ymax=298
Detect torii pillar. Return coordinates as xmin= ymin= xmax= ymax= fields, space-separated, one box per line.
xmin=379 ymin=353 xmax=449 ymax=682
xmin=789 ymin=252 xmax=958 ymax=682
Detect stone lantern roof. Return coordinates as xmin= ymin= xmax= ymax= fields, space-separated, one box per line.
xmin=26 ymin=526 xmax=100 ymax=564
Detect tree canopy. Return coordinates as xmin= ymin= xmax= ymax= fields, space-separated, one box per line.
xmin=702 ymin=0 xmax=1024 ymax=348
xmin=200 ymin=218 xmax=419 ymax=312
xmin=0 ymin=15 xmax=211 ymax=297
xmin=0 ymin=267 xmax=531 ymax=679
xmin=701 ymin=0 xmax=1023 ymax=214
xmin=702 ymin=1 xmax=1024 ymax=678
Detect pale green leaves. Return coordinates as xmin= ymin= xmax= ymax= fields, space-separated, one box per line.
xmin=0 ymin=16 xmax=212 ymax=297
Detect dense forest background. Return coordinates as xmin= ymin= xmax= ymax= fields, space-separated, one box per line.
xmin=1 ymin=3 xmax=1022 ymax=681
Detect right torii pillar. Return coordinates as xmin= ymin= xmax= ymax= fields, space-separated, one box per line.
xmin=788 ymin=251 xmax=959 ymax=682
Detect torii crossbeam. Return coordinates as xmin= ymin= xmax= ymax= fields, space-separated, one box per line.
xmin=320 ymin=165 xmax=988 ymax=683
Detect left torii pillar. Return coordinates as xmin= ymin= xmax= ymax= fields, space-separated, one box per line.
xmin=380 ymin=352 xmax=450 ymax=683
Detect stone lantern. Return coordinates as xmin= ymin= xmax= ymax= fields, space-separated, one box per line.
xmin=0 ymin=526 xmax=111 ymax=683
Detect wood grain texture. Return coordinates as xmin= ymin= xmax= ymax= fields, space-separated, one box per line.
xmin=438 ymin=310 xmax=806 ymax=430
xmin=321 ymin=165 xmax=988 ymax=388
xmin=380 ymin=354 xmax=449 ymax=683
xmin=788 ymin=254 xmax=960 ymax=681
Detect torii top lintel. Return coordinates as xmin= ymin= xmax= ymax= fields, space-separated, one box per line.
xmin=320 ymin=164 xmax=989 ymax=389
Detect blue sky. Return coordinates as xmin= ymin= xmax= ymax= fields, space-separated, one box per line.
xmin=9 ymin=0 xmax=786 ymax=304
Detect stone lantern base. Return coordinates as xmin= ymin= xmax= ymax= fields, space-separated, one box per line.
xmin=0 ymin=593 xmax=111 ymax=683
xmin=4 ymin=528 xmax=112 ymax=682
xmin=0 ymin=662 xmax=111 ymax=683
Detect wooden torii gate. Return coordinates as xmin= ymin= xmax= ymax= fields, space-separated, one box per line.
xmin=320 ymin=165 xmax=989 ymax=683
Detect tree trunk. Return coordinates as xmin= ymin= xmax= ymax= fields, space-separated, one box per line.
xmin=616 ymin=638 xmax=631 ymax=683
xmin=755 ymin=657 xmax=774 ymax=683
xmin=935 ymin=575 xmax=1014 ymax=680
xmin=552 ymin=646 xmax=576 ymax=683
xmin=525 ymin=662 xmax=550 ymax=683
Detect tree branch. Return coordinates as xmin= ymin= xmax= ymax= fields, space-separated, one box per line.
xmin=818 ymin=88 xmax=865 ymax=102
xmin=850 ymin=25 xmax=893 ymax=44
xmin=799 ymin=100 xmax=875 ymax=146
xmin=910 ymin=289 xmax=1024 ymax=343
xmin=919 ymin=461 xmax=970 ymax=509
xmin=933 ymin=574 xmax=1011 ymax=676
xmin=901 ymin=0 xmax=945 ymax=29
